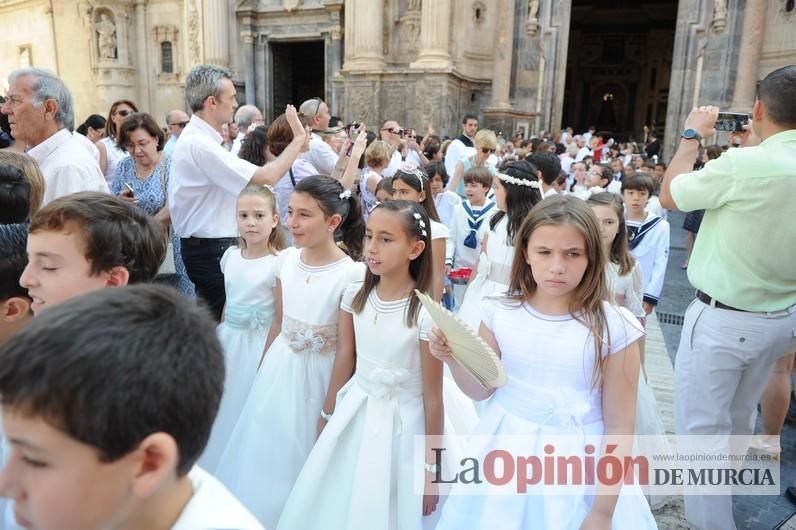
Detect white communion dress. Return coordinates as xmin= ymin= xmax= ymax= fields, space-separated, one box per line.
xmin=277 ymin=285 xmax=444 ymax=530
xmin=214 ymin=247 xmax=365 ymax=529
xmin=435 ymin=299 xmax=658 ymax=530
xmin=198 ymin=247 xmax=277 ymax=473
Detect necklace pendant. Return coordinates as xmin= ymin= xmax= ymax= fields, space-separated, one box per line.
xmin=305 ymin=275 xmax=310 ymax=284
xmin=373 ymin=313 xmax=378 ymax=324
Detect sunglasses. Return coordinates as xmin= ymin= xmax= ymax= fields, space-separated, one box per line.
xmin=176 ymin=121 xmax=189 ymax=128
xmin=481 ymin=147 xmax=496 ymax=154
xmin=115 ymin=109 xmax=131 ymax=117
xmin=381 ymin=127 xmax=404 ymax=137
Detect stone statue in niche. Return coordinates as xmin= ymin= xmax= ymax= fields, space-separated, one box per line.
xmin=527 ymin=0 xmax=539 ymax=36
xmin=712 ymin=0 xmax=728 ymax=33
xmin=94 ymin=12 xmax=117 ymax=60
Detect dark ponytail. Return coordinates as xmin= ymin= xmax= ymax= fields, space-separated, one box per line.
xmin=293 ymin=175 xmax=365 ymax=261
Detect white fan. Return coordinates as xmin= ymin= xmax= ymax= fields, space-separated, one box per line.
xmin=415 ymin=290 xmax=507 ymax=390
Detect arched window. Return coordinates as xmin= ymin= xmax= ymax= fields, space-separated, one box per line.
xmin=161 ymin=42 xmax=173 ymax=73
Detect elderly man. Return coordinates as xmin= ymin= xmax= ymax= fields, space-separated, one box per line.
xmin=660 ymin=65 xmax=796 ymax=530
xmin=163 ymin=109 xmax=190 ymax=155
xmin=230 ymin=105 xmax=264 ymax=155
xmin=1 ymin=68 xmax=106 ymax=204
xmin=298 ymin=97 xmax=338 ymax=175
xmin=379 ymin=119 xmax=406 ymax=177
xmin=443 ymin=114 xmax=478 ymax=178
xmin=169 ymin=64 xmax=306 ymax=320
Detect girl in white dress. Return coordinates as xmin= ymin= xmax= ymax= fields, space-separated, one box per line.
xmin=456 ymin=160 xmax=543 ymax=332
xmin=277 ymin=200 xmax=442 ymax=530
xmin=215 ymin=176 xmax=366 ymax=528
xmin=588 ymin=192 xmax=672 ymax=509
xmin=391 ymin=164 xmax=478 ymax=435
xmin=199 ymin=184 xmax=286 ymax=473
xmin=429 ymin=196 xmax=657 ymax=529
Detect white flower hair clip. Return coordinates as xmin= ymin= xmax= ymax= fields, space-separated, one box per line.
xmin=497 ymin=172 xmax=540 ymax=189
xmin=413 ymin=212 xmax=428 ymax=237
xmin=339 ymin=189 xmax=352 ymax=200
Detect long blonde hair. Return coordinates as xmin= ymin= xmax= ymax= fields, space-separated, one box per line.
xmin=236 ymin=184 xmax=287 ymax=253
xmin=507 ymin=195 xmax=610 ymax=387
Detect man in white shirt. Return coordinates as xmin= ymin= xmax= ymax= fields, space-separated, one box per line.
xmin=380 ymin=119 xmax=405 ymax=177
xmin=299 ymin=97 xmax=338 ymax=175
xmin=574 ymin=135 xmax=592 ymax=162
xmin=1 ymin=68 xmax=106 ymax=205
xmin=444 ymin=113 xmax=478 ymax=178
xmin=169 ymin=64 xmax=307 ymax=320
xmin=230 ymin=105 xmax=264 ymax=155
xmin=163 ymin=109 xmax=190 ymax=156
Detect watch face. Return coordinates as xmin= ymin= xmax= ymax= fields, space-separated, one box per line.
xmin=682 ymin=129 xmax=697 ymax=139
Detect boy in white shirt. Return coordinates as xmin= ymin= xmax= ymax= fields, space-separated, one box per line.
xmin=622 ymin=173 xmax=670 ymax=316
xmin=0 ymin=285 xmax=263 ymax=530
xmin=446 ymin=167 xmax=496 ymax=310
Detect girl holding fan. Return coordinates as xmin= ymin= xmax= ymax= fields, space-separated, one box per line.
xmin=277 ymin=200 xmax=442 ymax=529
xmin=199 ymin=184 xmax=286 ymax=472
xmin=430 ymin=196 xmax=656 ymax=529
xmin=216 ymin=176 xmax=366 ymax=528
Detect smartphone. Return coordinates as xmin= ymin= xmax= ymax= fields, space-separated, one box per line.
xmin=715 ymin=112 xmax=750 ymax=132
xmin=123 ymin=183 xmax=135 ymax=195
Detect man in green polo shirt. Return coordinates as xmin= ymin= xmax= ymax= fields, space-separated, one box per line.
xmin=660 ymin=65 xmax=796 ymax=530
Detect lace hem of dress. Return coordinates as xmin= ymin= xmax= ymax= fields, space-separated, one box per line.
xmin=282 ymin=315 xmax=338 ymax=356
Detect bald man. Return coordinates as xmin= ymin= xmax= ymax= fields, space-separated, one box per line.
xmin=231 ymin=105 xmax=264 ymax=155
xmin=163 ymin=109 xmax=190 ymax=155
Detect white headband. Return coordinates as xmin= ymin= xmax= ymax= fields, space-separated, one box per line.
xmin=497 ymin=172 xmax=540 ymax=189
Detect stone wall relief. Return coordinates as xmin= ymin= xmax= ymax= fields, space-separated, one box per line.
xmin=396 ymin=0 xmax=421 ymax=60
xmin=711 ymin=0 xmax=728 ymax=33
xmin=93 ymin=8 xmax=118 ymax=60
xmin=527 ymin=0 xmax=539 ymax=37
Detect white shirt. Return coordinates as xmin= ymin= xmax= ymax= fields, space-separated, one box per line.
xmin=163 ymin=135 xmax=178 ymax=156
xmin=382 ymin=150 xmax=403 ymax=178
xmin=230 ymin=132 xmax=246 ymax=156
xmin=444 ymin=137 xmax=476 ymax=179
xmin=27 ymin=129 xmax=108 ymax=205
xmin=75 ymin=131 xmax=100 ymax=161
xmin=274 ymin=158 xmax=317 ymax=224
xmin=100 ymin=136 xmax=129 ymax=184
xmin=168 ymin=115 xmax=258 ymax=238
xmin=446 ymin=199 xmax=496 ymax=269
xmin=301 ymin=133 xmax=338 ymax=175
xmin=575 ymin=146 xmax=592 ymax=162
xmin=405 ymin=148 xmax=422 ymax=168
xmin=171 ymin=467 xmax=263 ymax=530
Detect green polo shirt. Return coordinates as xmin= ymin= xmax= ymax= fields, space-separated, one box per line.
xmin=670 ymin=129 xmax=796 ymax=311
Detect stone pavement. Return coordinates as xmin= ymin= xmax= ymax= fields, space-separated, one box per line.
xmin=647 ymin=210 xmax=796 ymax=529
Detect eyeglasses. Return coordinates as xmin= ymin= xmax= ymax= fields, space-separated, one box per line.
xmin=175 ymin=121 xmax=189 ymax=128
xmin=115 ymin=109 xmax=131 ymax=117
xmin=481 ymin=147 xmax=496 ymax=154
xmin=124 ymin=137 xmax=155 ymax=153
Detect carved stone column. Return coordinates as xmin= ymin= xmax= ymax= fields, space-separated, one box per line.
xmin=202 ymin=0 xmax=229 ymax=67
xmin=242 ymin=32 xmax=256 ymax=105
xmin=486 ymin=0 xmax=514 ymax=110
xmin=255 ymin=35 xmax=270 ymax=121
xmin=345 ymin=0 xmax=384 ymax=70
xmin=134 ymin=0 xmax=152 ymax=110
xmin=730 ymin=0 xmax=766 ymax=111
xmin=410 ymin=0 xmax=452 ymax=69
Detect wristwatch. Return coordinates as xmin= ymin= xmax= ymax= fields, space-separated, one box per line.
xmin=681 ymin=128 xmax=702 ymax=142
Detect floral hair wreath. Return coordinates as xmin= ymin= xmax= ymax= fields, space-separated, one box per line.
xmin=398 ymin=162 xmax=425 ymax=192
xmin=497 ymin=172 xmax=540 ymax=189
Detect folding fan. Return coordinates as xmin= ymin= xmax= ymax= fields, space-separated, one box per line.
xmin=415 ymin=290 xmax=507 ymax=390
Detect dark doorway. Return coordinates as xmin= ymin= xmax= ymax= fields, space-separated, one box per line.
xmin=271 ymin=41 xmax=325 ymax=120
xmin=562 ymin=0 xmax=677 ymax=141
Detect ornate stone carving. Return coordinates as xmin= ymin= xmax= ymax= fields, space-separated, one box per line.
xmin=153 ymin=24 xmax=179 ymax=44
xmin=527 ymin=0 xmax=539 ymax=36
xmin=712 ymin=0 xmax=728 ymax=33
xmin=472 ymin=1 xmax=486 ymax=25
xmin=94 ymin=11 xmax=118 ymax=60
xmin=187 ymin=0 xmax=201 ymax=65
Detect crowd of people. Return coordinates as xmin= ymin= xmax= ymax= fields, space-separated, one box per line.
xmin=0 ymin=62 xmax=794 ymax=530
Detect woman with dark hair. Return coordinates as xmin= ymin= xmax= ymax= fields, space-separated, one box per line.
xmin=76 ymin=114 xmax=107 ymax=144
xmin=109 ymin=112 xmax=193 ymax=296
xmin=97 ymin=99 xmax=139 ymax=183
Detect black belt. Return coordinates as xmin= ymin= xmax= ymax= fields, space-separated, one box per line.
xmin=696 ymin=290 xmax=750 ymax=312
xmin=180 ymin=236 xmax=237 ymax=247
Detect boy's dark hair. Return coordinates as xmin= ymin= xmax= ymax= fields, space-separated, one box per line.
xmin=28 ymin=192 xmax=166 ymax=283
xmin=0 ymin=284 xmax=224 ymax=475
xmin=654 ymin=162 xmax=667 ymax=170
xmin=527 ymin=151 xmax=562 ymax=185
xmin=621 ymin=173 xmax=655 ymax=196
xmin=463 ymin=166 xmax=493 ymax=188
xmin=758 ymin=65 xmax=796 ymax=128
xmin=0 ymin=224 xmax=28 ymax=302
xmin=462 ymin=114 xmax=477 ymax=124
xmin=0 ymin=162 xmax=30 ymax=224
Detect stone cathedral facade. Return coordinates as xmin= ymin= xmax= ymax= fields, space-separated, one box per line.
xmin=1 ymin=0 xmax=794 ymax=156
